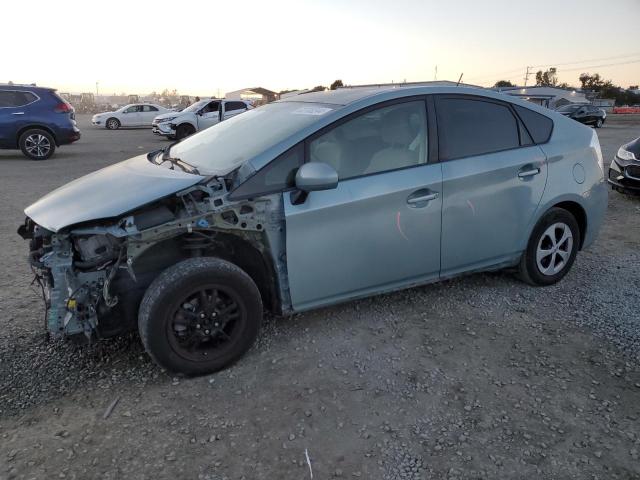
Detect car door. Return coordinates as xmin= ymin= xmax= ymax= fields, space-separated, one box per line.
xmin=120 ymin=105 xmax=142 ymax=126
xmin=283 ymin=98 xmax=442 ymax=311
xmin=141 ymin=105 xmax=159 ymax=125
xmin=196 ymin=101 xmax=221 ymax=130
xmin=434 ymin=95 xmax=548 ymax=277
xmin=0 ymin=90 xmax=39 ymax=146
xmin=222 ymin=101 xmax=247 ymax=120
xmin=0 ymin=90 xmax=20 ymax=147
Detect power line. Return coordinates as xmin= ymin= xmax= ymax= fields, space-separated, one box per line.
xmin=466 ymin=52 xmax=640 ymax=85
xmin=559 ymin=58 xmax=640 ymax=73
xmin=530 ymin=52 xmax=640 ymax=69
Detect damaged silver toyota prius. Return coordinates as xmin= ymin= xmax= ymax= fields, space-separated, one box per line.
xmin=19 ymin=86 xmax=608 ymax=375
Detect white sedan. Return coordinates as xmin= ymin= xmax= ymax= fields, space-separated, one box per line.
xmin=92 ymin=103 xmax=170 ymax=129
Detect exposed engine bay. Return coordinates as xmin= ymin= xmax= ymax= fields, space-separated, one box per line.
xmin=19 ymin=177 xmax=289 ymax=341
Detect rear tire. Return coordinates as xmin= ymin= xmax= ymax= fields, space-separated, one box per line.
xmin=19 ymin=129 xmax=56 ymax=160
xmin=518 ymin=208 xmax=580 ymax=286
xmin=138 ymin=257 xmax=262 ymax=376
xmin=175 ymin=123 xmax=195 ymax=140
xmin=106 ymin=118 xmax=120 ymax=130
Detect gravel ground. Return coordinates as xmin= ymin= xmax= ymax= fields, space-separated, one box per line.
xmin=0 ymin=116 xmax=639 ymax=479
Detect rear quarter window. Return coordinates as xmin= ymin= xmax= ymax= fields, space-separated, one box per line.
xmin=0 ymin=90 xmax=38 ymax=107
xmin=513 ymin=104 xmax=553 ymax=144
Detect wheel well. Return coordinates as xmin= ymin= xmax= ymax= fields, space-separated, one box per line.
xmin=132 ymin=232 xmax=280 ymax=313
xmin=16 ymin=125 xmax=57 ymax=147
xmin=177 ymin=123 xmax=195 ymax=132
xmin=553 ymin=201 xmax=587 ymax=249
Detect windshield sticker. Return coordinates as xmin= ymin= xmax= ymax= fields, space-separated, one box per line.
xmin=291 ymin=106 xmax=333 ymax=116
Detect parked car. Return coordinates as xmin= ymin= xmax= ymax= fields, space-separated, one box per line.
xmin=92 ymin=103 xmax=170 ymax=129
xmin=0 ymin=84 xmax=80 ymax=160
xmin=555 ymin=103 xmax=606 ymax=128
xmin=608 ymin=136 xmax=640 ymax=194
xmin=152 ymin=99 xmax=252 ymax=140
xmin=19 ymin=86 xmax=607 ymax=375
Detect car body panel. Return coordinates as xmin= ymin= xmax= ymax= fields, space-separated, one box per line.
xmin=20 ymin=85 xmax=608 ymax=346
xmin=92 ymin=103 xmax=168 ymax=128
xmin=152 ymin=100 xmax=251 ymax=137
xmin=607 ymin=137 xmax=640 ymax=194
xmin=25 ymin=154 xmax=204 ymax=232
xmin=0 ymin=85 xmax=79 ymax=148
xmin=439 ymin=145 xmax=548 ymax=277
xmin=284 ymin=163 xmax=443 ymax=310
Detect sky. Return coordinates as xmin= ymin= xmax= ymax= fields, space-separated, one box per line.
xmin=2 ymin=0 xmax=639 ymax=96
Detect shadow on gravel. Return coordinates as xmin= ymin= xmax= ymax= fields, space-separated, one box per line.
xmin=0 ymin=331 xmax=163 ymax=417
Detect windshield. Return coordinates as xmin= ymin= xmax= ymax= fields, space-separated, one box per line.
xmin=182 ymin=100 xmax=210 ymax=113
xmin=169 ymin=102 xmax=336 ymax=175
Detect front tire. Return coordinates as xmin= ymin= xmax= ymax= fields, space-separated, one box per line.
xmin=138 ymin=257 xmax=262 ymax=376
xmin=19 ymin=129 xmax=56 ymax=160
xmin=175 ymin=123 xmax=195 ymax=140
xmin=518 ymin=208 xmax=580 ymax=286
xmin=595 ymin=118 xmax=603 ymax=128
xmin=106 ymin=117 xmax=121 ymax=130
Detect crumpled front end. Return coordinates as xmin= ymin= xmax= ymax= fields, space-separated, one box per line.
xmin=20 ymin=219 xmax=126 ymax=338
xmin=19 ymin=177 xmax=291 ymax=341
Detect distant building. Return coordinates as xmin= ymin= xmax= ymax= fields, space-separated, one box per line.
xmin=495 ymin=86 xmax=588 ymax=109
xmin=225 ymin=87 xmax=277 ymax=105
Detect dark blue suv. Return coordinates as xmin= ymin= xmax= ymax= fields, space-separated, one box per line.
xmin=0 ymin=84 xmax=81 ymax=160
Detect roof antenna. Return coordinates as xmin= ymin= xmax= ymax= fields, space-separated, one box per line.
xmin=456 ymin=73 xmax=464 ymax=86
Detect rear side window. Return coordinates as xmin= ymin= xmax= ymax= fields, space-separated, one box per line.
xmin=436 ymin=97 xmax=520 ymax=160
xmin=513 ymin=105 xmax=553 ymax=144
xmin=143 ymin=105 xmax=158 ymax=112
xmin=230 ymin=143 xmax=303 ymax=199
xmin=226 ymin=101 xmax=247 ymax=112
xmin=0 ymin=90 xmax=37 ymax=107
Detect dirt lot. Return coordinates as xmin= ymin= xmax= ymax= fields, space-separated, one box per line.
xmin=1 ymin=115 xmax=639 ymax=480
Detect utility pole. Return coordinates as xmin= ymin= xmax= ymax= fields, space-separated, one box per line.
xmin=434 ymin=65 xmax=438 ymax=81
xmin=523 ymin=66 xmax=532 ymax=86
xmin=96 ymin=81 xmax=99 ymax=99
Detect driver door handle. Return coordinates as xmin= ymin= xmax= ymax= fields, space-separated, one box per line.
xmin=12 ymin=112 xmax=25 ymax=115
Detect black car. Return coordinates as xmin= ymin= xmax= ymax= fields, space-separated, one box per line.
xmin=608 ymin=137 xmax=640 ymax=194
xmin=0 ymin=84 xmax=81 ymax=160
xmin=555 ymin=103 xmax=606 ymax=128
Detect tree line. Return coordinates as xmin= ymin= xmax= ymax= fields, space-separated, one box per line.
xmin=494 ymin=69 xmax=639 ymax=106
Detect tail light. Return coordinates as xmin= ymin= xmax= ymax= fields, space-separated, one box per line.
xmin=54 ymin=102 xmax=73 ymax=113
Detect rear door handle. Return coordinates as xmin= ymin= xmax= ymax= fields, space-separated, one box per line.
xmin=11 ymin=112 xmax=25 ymax=115
xmin=407 ymin=191 xmax=439 ymax=206
xmin=518 ymin=168 xmax=540 ymax=178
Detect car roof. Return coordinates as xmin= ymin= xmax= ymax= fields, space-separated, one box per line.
xmin=0 ymin=84 xmax=54 ymax=92
xmin=278 ymin=85 xmax=533 ymax=107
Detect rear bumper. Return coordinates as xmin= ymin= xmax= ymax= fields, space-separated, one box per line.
xmin=607 ymin=157 xmax=640 ymax=194
xmin=582 ymin=179 xmax=608 ymax=250
xmin=58 ymin=126 xmax=81 ymax=145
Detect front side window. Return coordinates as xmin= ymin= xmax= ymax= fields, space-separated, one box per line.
xmin=124 ymin=105 xmax=141 ymax=113
xmin=202 ymin=101 xmax=220 ymax=113
xmin=309 ymin=100 xmax=427 ymax=180
xmin=436 ymin=97 xmax=520 ymax=160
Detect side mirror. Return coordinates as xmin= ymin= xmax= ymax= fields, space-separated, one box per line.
xmin=295 ymin=162 xmax=338 ymax=192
